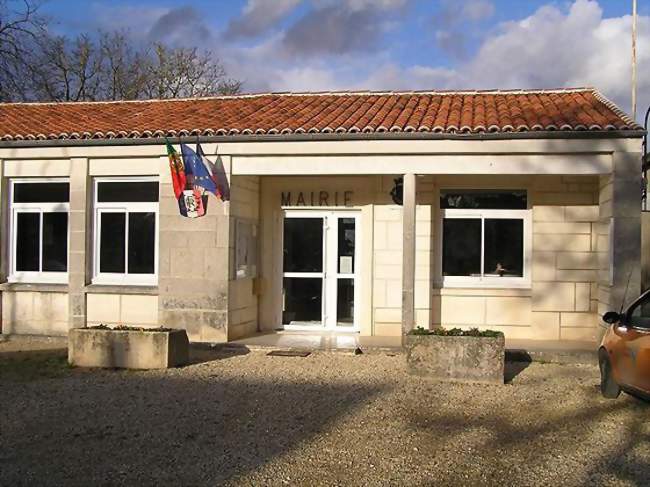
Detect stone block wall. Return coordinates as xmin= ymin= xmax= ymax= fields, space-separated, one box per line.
xmin=530 ymin=176 xmax=600 ymax=341
xmin=597 ymin=151 xmax=642 ymax=324
xmin=87 ymin=293 xmax=158 ymax=328
xmin=428 ymin=175 xmax=602 ymax=341
xmin=158 ymin=156 xmax=230 ymax=343
xmin=2 ymin=291 xmax=68 ymax=335
xmin=531 ymin=187 xmax=600 ymax=340
xmin=228 ymin=175 xmax=260 ymax=340
xmin=372 ymin=175 xmax=433 ymax=336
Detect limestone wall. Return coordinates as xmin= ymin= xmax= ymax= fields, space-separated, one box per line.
xmin=530 ymin=175 xmax=600 ymax=341
xmin=429 ymin=175 xmax=601 ymax=341
xmin=228 ymin=175 xmax=260 ymax=340
xmin=371 ymin=175 xmax=434 ymax=336
xmin=2 ymin=291 xmax=68 ymax=335
xmin=87 ymin=293 xmax=158 ymax=328
xmin=157 ymin=155 xmax=230 ymax=343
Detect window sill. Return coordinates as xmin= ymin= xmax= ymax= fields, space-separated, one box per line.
xmin=84 ymin=284 xmax=158 ymax=295
xmin=0 ymin=282 xmax=69 ymax=293
xmin=433 ymin=286 xmax=532 ymax=297
xmin=437 ymin=279 xmax=531 ymax=289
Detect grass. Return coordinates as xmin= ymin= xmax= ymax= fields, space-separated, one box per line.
xmin=0 ymin=349 xmax=71 ymax=382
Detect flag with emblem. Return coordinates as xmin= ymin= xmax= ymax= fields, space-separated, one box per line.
xmin=181 ymin=143 xmax=218 ymax=196
xmin=197 ymin=142 xmax=230 ymax=201
xmin=165 ymin=139 xmax=186 ymax=200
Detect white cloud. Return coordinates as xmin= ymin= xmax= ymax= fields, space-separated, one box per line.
xmin=431 ymin=0 xmax=495 ymax=59
xmin=348 ymin=0 xmax=648 ymax=120
xmin=224 ymin=0 xmax=302 ymax=39
xmin=455 ymin=0 xmax=649 ymax=118
xmin=281 ymin=0 xmax=408 ymax=56
xmin=461 ymin=0 xmax=495 ymax=22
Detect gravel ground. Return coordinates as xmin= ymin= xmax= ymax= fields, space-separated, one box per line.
xmin=0 ymin=340 xmax=648 ymax=487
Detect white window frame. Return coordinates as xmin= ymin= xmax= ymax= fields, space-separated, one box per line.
xmin=440 ymin=207 xmax=532 ymax=289
xmin=9 ymin=178 xmax=70 ymax=284
xmin=282 ymin=210 xmax=361 ymax=332
xmin=92 ymin=176 xmax=159 ymax=286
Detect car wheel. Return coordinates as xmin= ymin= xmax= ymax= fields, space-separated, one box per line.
xmin=599 ymin=350 xmax=621 ymax=399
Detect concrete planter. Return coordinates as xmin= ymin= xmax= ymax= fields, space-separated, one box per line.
xmin=68 ymin=328 xmax=189 ymax=369
xmin=404 ymin=334 xmax=505 ymax=385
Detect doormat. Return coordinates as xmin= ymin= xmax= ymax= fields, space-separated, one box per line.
xmin=267 ymin=350 xmax=311 ymax=357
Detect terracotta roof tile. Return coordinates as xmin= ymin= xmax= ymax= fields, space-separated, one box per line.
xmin=0 ymin=88 xmax=640 ymax=142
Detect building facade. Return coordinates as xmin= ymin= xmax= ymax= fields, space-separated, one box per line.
xmin=0 ymin=89 xmax=643 ymax=345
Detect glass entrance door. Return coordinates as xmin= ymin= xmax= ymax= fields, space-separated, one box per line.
xmin=282 ymin=211 xmax=359 ymax=331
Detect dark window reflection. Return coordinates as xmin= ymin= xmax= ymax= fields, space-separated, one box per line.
xmin=97 ymin=182 xmax=159 ymax=203
xmin=100 ymin=212 xmax=125 ymax=273
xmin=283 ymin=218 xmax=323 ymax=273
xmin=128 ymin=212 xmax=155 ymax=274
xmin=484 ymin=219 xmax=523 ymax=277
xmin=42 ymin=212 xmax=68 ymax=272
xmin=14 ymin=183 xmax=69 ymax=203
xmin=442 ymin=218 xmax=481 ymax=276
xmin=440 ymin=190 xmax=526 ymax=209
xmin=337 ymin=218 xmax=355 ymax=273
xmin=282 ymin=277 xmax=322 ymax=325
xmin=337 ymin=279 xmax=354 ymax=325
xmin=16 ymin=213 xmax=39 ymax=271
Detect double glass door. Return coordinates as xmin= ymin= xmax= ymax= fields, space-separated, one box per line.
xmin=282 ymin=211 xmax=359 ymax=331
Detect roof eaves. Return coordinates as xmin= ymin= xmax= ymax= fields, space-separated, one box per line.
xmin=0 ymin=128 xmax=643 ymax=149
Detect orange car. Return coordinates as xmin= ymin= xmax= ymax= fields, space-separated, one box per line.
xmin=599 ymin=290 xmax=650 ymax=399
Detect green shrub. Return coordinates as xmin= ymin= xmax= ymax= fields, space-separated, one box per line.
xmin=409 ymin=326 xmax=503 ymax=338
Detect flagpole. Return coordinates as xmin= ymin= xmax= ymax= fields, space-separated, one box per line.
xmin=632 ymin=0 xmax=638 ymax=121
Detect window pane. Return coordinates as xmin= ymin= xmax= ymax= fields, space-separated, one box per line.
xmin=338 ymin=217 xmax=355 ymax=273
xmin=14 ymin=182 xmax=69 ymax=203
xmin=42 ymin=213 xmax=67 ymax=272
xmin=630 ymin=297 xmax=650 ymax=328
xmin=16 ymin=213 xmax=39 ymax=271
xmin=443 ymin=218 xmax=481 ymax=276
xmin=128 ymin=212 xmax=155 ymax=274
xmin=440 ymin=190 xmax=526 ymax=209
xmin=97 ymin=181 xmax=159 ymax=203
xmin=100 ymin=213 xmax=125 ymax=273
xmin=484 ymin=219 xmax=524 ymax=277
xmin=337 ymin=278 xmax=354 ymax=326
xmin=282 ymin=277 xmax=322 ymax=325
xmin=283 ymin=218 xmax=323 ymax=273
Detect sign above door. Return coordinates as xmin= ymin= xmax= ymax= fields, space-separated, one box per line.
xmin=281 ymin=191 xmax=353 ymax=207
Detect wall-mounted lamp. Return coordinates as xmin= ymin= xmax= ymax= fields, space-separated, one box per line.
xmin=390 ymin=176 xmax=403 ymax=205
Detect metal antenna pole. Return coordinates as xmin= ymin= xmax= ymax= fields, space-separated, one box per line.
xmin=632 ymin=0 xmax=638 ymax=121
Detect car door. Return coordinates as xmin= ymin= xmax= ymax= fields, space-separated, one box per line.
xmin=622 ymin=292 xmax=650 ymax=392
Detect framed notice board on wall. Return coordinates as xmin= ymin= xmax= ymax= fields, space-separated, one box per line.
xmin=235 ymin=218 xmax=258 ymax=279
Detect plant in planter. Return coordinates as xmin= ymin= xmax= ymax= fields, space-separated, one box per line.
xmin=68 ymin=324 xmax=189 ymax=370
xmin=404 ymin=326 xmax=505 ymax=384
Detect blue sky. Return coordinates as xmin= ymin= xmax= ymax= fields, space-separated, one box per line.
xmin=38 ymin=0 xmax=649 ymax=118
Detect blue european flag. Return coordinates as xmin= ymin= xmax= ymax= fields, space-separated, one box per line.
xmin=181 ymin=143 xmax=217 ymax=196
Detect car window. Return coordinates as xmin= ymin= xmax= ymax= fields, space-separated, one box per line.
xmin=627 ymin=293 xmax=650 ymax=329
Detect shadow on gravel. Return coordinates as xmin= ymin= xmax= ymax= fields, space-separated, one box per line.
xmin=187 ymin=343 xmax=251 ymax=366
xmin=504 ymin=360 xmax=531 ymax=383
xmin=0 ymin=371 xmax=385 ymax=486
xmin=408 ymin=387 xmax=650 ymax=485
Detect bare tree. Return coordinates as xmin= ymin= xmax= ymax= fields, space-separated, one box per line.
xmin=28 ymin=34 xmax=104 ymax=101
xmin=141 ymin=43 xmax=242 ymax=99
xmin=0 ymin=2 xmax=242 ymax=102
xmin=0 ymin=0 xmax=45 ymax=100
xmin=21 ymin=33 xmax=242 ymax=101
xmin=99 ymin=31 xmax=149 ymax=100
